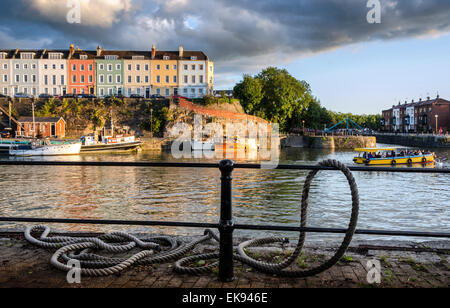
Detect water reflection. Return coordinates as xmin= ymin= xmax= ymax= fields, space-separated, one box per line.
xmin=0 ymin=145 xmax=448 ymax=242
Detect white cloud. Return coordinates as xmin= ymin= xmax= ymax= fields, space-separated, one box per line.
xmin=30 ymin=0 xmax=133 ymax=27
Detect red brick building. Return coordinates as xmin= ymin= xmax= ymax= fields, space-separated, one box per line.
xmin=16 ymin=117 xmax=65 ymax=138
xmin=381 ymin=108 xmax=393 ymax=132
xmin=381 ymin=96 xmax=450 ymax=133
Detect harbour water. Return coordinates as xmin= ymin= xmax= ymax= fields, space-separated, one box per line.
xmin=0 ymin=145 xmax=448 ymax=242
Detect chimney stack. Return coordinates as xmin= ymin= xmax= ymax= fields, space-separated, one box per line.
xmin=437 ymin=94 xmax=440 ymax=99
xmin=97 ymin=45 xmax=102 ymax=57
xmin=151 ymin=44 xmax=157 ymax=59
xmin=179 ymin=45 xmax=184 ymax=58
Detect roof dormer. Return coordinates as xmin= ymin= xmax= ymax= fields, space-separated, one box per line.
xmin=20 ymin=52 xmax=35 ymax=59
xmin=48 ymin=52 xmax=63 ymax=60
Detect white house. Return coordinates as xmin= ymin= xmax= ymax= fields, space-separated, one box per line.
xmin=11 ymin=50 xmax=40 ymax=96
xmin=0 ymin=51 xmax=11 ymax=96
xmin=39 ymin=50 xmax=68 ymax=96
xmin=392 ymin=105 xmax=401 ymax=132
xmin=177 ymin=46 xmax=212 ymax=98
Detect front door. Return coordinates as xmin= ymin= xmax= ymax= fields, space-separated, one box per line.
xmin=146 ymin=88 xmax=150 ymax=99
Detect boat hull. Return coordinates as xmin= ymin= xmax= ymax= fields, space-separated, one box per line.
xmin=9 ymin=143 xmax=82 ymax=156
xmin=354 ymin=154 xmax=435 ymax=165
xmin=80 ymin=141 xmax=143 ymax=153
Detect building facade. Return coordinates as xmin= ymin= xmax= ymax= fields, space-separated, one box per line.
xmin=39 ymin=50 xmax=69 ymax=96
xmin=381 ymin=96 xmax=450 ymax=133
xmin=95 ymin=48 xmax=124 ymax=97
xmin=123 ymin=52 xmax=152 ymax=97
xmin=0 ymin=45 xmax=214 ymax=99
xmin=11 ymin=50 xmax=40 ymax=96
xmin=151 ymin=46 xmax=178 ymax=97
xmin=16 ymin=117 xmax=65 ymax=138
xmin=0 ymin=51 xmax=11 ymax=96
xmin=68 ymin=48 xmax=96 ymax=95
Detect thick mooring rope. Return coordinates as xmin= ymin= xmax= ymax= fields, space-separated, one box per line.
xmin=24 ymin=159 xmax=359 ymax=278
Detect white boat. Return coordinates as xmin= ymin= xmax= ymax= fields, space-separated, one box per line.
xmin=9 ymin=140 xmax=81 ymax=156
xmin=191 ymin=140 xmax=215 ymax=151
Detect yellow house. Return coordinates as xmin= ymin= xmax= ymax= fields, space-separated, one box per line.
xmin=151 ymin=45 xmax=179 ymax=97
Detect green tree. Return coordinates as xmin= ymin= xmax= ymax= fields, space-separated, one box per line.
xmin=234 ymin=68 xmax=312 ymax=131
xmin=233 ymin=74 xmax=263 ymax=114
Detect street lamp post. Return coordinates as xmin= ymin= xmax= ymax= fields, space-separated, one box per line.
xmin=302 ymin=120 xmax=305 ymax=136
xmin=435 ymin=115 xmax=438 ymax=135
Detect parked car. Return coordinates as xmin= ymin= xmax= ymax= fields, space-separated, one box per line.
xmin=0 ymin=94 xmax=10 ymax=99
xmin=77 ymin=94 xmax=97 ymax=99
xmin=14 ymin=93 xmax=34 ymax=99
xmin=61 ymin=94 xmax=77 ymax=99
xmin=130 ymin=94 xmax=144 ymax=99
xmin=150 ymin=94 xmax=165 ymax=99
xmin=39 ymin=94 xmax=54 ymax=99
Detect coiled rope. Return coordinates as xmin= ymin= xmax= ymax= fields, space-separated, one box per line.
xmin=24 ymin=159 xmax=359 ymax=278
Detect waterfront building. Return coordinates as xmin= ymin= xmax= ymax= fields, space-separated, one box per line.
xmin=39 ymin=49 xmax=69 ymax=96
xmin=0 ymin=51 xmax=11 ymax=96
xmin=381 ymin=96 xmax=450 ymax=133
xmin=16 ymin=116 xmax=65 ymax=138
xmin=95 ymin=46 xmax=124 ymax=97
xmin=123 ymin=51 xmax=152 ymax=98
xmin=0 ymin=45 xmax=214 ymax=99
xmin=11 ymin=49 xmax=40 ymax=97
xmin=68 ymin=46 xmax=96 ymax=95
xmin=177 ymin=45 xmax=210 ymax=98
xmin=150 ymin=45 xmax=179 ymax=97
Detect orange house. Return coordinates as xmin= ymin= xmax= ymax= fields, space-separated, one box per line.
xmin=68 ymin=50 xmax=96 ymax=95
xmin=16 ymin=117 xmax=66 ymax=138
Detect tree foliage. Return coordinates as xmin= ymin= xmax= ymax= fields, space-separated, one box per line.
xmin=233 ymin=67 xmax=381 ymax=132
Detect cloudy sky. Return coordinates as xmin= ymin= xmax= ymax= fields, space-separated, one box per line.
xmin=0 ymin=0 xmax=449 ymax=114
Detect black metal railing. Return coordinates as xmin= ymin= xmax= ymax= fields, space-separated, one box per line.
xmin=0 ymin=160 xmax=449 ymax=282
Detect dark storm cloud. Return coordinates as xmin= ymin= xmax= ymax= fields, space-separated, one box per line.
xmin=0 ymin=0 xmax=449 ymax=77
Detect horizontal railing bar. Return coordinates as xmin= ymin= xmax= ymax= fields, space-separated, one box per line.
xmin=0 ymin=160 xmax=448 ymax=173
xmin=0 ymin=217 xmax=448 ymax=238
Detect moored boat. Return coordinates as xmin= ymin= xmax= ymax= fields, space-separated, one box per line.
xmin=80 ymin=134 xmax=142 ymax=153
xmin=353 ymin=148 xmax=435 ymax=165
xmin=9 ymin=140 xmax=81 ymax=156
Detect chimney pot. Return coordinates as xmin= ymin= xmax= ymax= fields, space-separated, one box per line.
xmin=179 ymin=45 xmax=184 ymax=58
xmin=97 ymin=45 xmax=102 ymax=57
xmin=151 ymin=44 xmax=157 ymax=59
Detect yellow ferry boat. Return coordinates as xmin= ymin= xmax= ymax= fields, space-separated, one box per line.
xmin=353 ymin=148 xmax=436 ymax=165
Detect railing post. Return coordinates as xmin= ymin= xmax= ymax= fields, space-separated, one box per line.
xmin=218 ymin=159 xmax=235 ymax=282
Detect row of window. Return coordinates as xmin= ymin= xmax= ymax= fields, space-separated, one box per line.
xmin=72 ymin=75 xmax=94 ymax=84
xmin=1 ymin=63 xmax=213 ymax=73
xmin=1 ymin=86 xmax=208 ymax=97
xmin=43 ymin=64 xmax=65 ymax=70
xmin=2 ymin=74 xmax=212 ymax=85
xmin=127 ymin=64 xmax=150 ymax=71
xmin=44 ymin=75 xmax=65 ymax=85
xmin=98 ymin=74 xmax=121 ymax=84
xmin=72 ymin=64 xmax=94 ymax=71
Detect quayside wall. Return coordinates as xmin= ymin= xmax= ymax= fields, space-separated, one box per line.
xmin=374 ymin=134 xmax=450 ymax=148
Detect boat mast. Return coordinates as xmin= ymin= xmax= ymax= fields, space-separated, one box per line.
xmin=32 ymin=102 xmax=36 ymax=139
xmin=8 ymin=101 xmax=11 ymax=128
xmin=110 ymin=109 xmax=114 ymax=136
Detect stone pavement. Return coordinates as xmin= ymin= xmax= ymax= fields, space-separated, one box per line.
xmin=0 ymin=235 xmax=448 ymax=288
